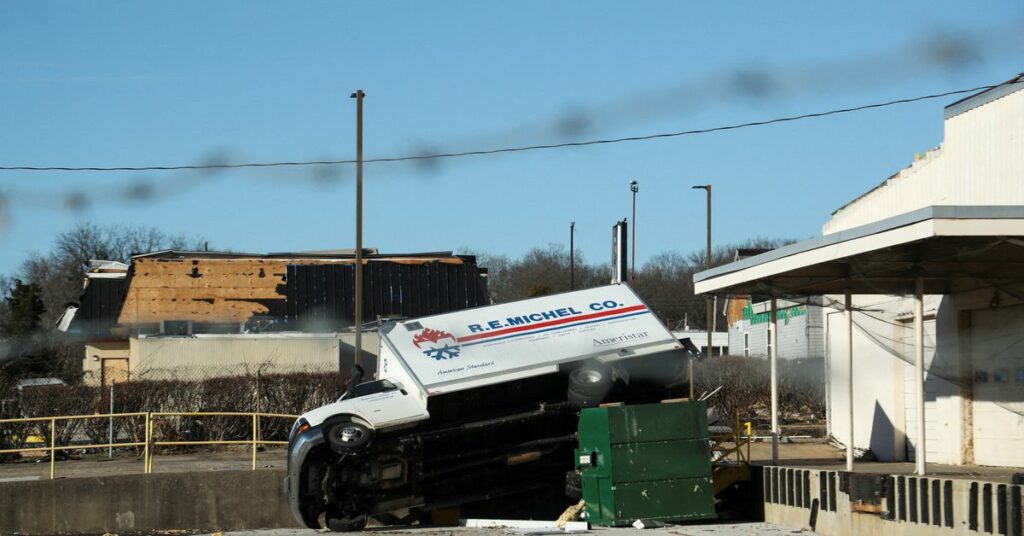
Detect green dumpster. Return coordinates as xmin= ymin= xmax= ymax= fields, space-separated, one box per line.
xmin=575 ymin=401 xmax=715 ymax=526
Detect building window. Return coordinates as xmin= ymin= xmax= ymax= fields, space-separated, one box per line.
xmin=743 ymin=332 xmax=749 ymax=357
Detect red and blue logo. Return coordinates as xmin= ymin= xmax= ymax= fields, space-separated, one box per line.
xmin=413 ymin=328 xmax=461 ymax=361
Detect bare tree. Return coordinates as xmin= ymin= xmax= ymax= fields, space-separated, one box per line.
xmin=19 ymin=223 xmax=204 ymax=326
xmin=466 ymin=244 xmax=606 ymax=303
xmin=467 ymin=236 xmax=796 ymax=329
xmin=0 ymin=223 xmax=206 ymax=382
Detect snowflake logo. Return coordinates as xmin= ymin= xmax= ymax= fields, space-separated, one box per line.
xmin=422 ymin=344 xmax=461 ymax=361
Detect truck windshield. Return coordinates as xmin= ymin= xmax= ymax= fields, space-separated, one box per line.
xmin=348 ymin=379 xmax=399 ymax=399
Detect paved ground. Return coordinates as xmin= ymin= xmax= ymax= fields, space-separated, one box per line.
xmin=0 ymin=440 xmax=834 ymax=482
xmin=3 ymin=439 xmax=1018 ymax=483
xmin=0 ymin=446 xmax=288 ymax=481
xmin=203 ymin=524 xmax=806 ymax=536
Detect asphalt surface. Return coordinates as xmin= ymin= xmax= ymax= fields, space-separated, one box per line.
xmin=5 ymin=439 xmax=1019 ymax=483
xmin=203 ymin=524 xmax=806 ymax=536
xmin=0 ymin=441 xmax=830 ymax=482
xmin=0 ymin=446 xmax=288 ymax=481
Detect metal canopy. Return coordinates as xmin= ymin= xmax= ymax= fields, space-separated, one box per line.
xmin=693 ymin=204 xmax=1024 ymax=477
xmin=694 ymin=206 xmax=1024 ymax=297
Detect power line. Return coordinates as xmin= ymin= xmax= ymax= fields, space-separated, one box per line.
xmin=0 ymin=80 xmax=1019 ymax=174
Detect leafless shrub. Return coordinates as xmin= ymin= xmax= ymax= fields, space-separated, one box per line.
xmin=0 ymin=368 xmax=345 ymax=459
xmin=693 ymin=356 xmax=825 ymax=432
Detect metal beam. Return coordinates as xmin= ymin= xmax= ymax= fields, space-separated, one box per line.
xmin=770 ymin=297 xmax=779 ymax=465
xmin=846 ymin=290 xmax=854 ymax=472
xmin=915 ymin=276 xmax=927 ymax=476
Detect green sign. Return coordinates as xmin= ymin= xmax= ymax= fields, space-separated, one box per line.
xmin=741 ymin=303 xmax=807 ymax=326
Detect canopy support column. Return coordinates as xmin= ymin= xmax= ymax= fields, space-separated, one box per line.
xmin=846 ymin=290 xmax=854 ymax=472
xmin=915 ymin=276 xmax=927 ymax=475
xmin=770 ymin=298 xmax=779 ymax=464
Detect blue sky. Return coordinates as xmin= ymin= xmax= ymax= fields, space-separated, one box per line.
xmin=1 ymin=2 xmax=1022 ymax=276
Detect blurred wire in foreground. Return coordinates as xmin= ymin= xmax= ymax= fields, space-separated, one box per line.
xmin=0 ymin=21 xmax=1021 ymax=225
xmin=1 ymin=81 xmax=1020 ymax=174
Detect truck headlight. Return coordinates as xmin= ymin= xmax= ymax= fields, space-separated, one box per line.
xmin=289 ymin=418 xmax=310 ymax=443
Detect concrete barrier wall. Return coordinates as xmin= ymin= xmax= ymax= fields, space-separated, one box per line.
xmin=762 ymin=465 xmax=1023 ymax=536
xmin=0 ymin=469 xmax=301 ymax=534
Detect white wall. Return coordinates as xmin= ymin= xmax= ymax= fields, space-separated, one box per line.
xmin=824 ymin=86 xmax=1024 ymax=235
xmin=825 ymin=292 xmax=1024 ymax=467
xmin=129 ymin=332 xmax=380 ymax=380
xmin=827 ymin=295 xmax=907 ymax=461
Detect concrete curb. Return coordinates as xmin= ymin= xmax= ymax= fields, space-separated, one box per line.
xmin=0 ymin=469 xmax=301 ymax=534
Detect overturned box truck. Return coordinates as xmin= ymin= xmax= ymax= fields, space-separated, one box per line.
xmin=285 ymin=284 xmax=690 ymax=530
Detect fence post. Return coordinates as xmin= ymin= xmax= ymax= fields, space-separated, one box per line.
xmin=734 ymin=410 xmax=740 ymax=463
xmin=49 ymin=417 xmax=56 ymax=480
xmin=108 ymin=381 xmax=115 ymax=459
xmin=144 ymin=412 xmax=152 ymax=474
xmin=746 ymin=420 xmax=751 ymax=463
xmin=252 ymin=413 xmax=258 ymax=470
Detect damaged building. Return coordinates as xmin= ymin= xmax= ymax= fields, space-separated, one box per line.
xmin=63 ymin=250 xmax=489 ymax=385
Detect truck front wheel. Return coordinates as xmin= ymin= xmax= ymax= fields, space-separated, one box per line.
xmin=326 ymin=421 xmax=372 ymax=451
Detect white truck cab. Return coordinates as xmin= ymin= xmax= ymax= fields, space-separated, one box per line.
xmin=286 ymin=284 xmax=689 ymax=530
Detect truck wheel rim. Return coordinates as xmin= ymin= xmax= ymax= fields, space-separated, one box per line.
xmin=339 ymin=425 xmax=364 ymax=443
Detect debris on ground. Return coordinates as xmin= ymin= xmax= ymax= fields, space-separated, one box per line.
xmin=461 ymin=519 xmax=588 ymax=533
xmin=555 ymin=500 xmax=586 ymax=527
xmin=631 ymin=519 xmax=666 ymax=530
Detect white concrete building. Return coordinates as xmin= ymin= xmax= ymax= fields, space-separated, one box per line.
xmin=695 ymin=74 xmax=1024 ymax=471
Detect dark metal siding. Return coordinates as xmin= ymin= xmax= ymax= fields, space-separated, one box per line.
xmin=70 ymin=278 xmax=128 ymax=334
xmin=285 ymin=261 xmax=488 ymax=327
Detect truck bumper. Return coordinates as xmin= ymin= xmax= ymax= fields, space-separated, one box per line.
xmin=285 ymin=427 xmax=326 ymax=528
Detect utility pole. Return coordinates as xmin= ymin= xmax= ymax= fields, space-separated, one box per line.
xmin=629 ymin=180 xmax=638 ymax=285
xmin=351 ymin=89 xmax=365 ymax=370
xmin=692 ymin=184 xmax=712 ymax=398
xmin=569 ymin=222 xmax=575 ymax=290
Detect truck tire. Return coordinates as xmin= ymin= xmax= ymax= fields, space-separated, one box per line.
xmin=326 ymin=421 xmax=372 ymax=451
xmin=567 ymin=365 xmax=612 ymax=407
xmin=564 ymin=483 xmax=582 ymax=502
xmin=326 ymin=512 xmax=368 ymax=532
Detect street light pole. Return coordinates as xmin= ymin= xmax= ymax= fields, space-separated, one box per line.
xmin=630 ymin=180 xmax=638 ymax=285
xmin=692 ymin=184 xmax=712 ymax=399
xmin=569 ymin=222 xmax=575 ymax=290
xmin=351 ymin=89 xmax=365 ymax=370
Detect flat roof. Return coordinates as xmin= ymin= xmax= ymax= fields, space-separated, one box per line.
xmin=944 ymin=73 xmax=1024 ymax=120
xmin=694 ymin=205 xmax=1024 ymax=296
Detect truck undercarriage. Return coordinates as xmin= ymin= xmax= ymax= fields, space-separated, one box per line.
xmin=289 ymin=359 xmax=689 ymax=531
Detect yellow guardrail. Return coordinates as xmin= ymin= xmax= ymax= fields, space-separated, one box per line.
xmin=0 ymin=411 xmax=298 ymax=479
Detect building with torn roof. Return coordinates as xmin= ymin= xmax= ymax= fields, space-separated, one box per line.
xmin=65 ymin=249 xmax=489 ymax=385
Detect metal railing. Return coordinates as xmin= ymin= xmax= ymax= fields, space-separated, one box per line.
xmin=0 ymin=411 xmax=298 ymax=479
xmin=710 ymin=411 xmax=752 ymax=465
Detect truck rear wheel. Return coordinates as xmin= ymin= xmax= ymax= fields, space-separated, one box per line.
xmin=567 ymin=365 xmax=613 ymax=407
